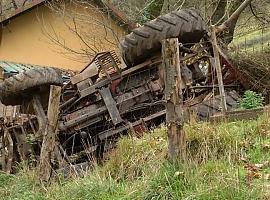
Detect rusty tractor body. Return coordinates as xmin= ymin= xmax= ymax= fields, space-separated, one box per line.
xmin=0 ymin=9 xmax=245 ymax=172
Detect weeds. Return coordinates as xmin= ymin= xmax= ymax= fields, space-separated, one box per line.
xmin=1 ymin=117 xmax=270 ymax=199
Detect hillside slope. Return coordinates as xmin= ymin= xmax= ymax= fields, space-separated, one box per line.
xmin=1 ymin=116 xmax=270 ymax=199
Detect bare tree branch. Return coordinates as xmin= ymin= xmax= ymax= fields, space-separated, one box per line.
xmin=38 ymin=0 xmax=123 ymax=63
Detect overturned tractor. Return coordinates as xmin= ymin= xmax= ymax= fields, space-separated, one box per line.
xmin=0 ymin=9 xmax=246 ymax=173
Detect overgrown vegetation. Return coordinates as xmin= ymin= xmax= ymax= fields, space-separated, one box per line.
xmin=229 ymin=46 xmax=270 ymax=92
xmin=2 ymin=116 xmax=270 ymax=199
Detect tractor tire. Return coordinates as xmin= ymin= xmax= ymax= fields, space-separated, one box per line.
xmin=120 ymin=9 xmax=207 ymax=67
xmin=0 ymin=67 xmax=63 ymax=106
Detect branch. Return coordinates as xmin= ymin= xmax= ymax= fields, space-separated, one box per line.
xmin=215 ymin=0 xmax=254 ymax=33
xmin=39 ymin=0 xmax=122 ymax=62
xmin=249 ymin=3 xmax=269 ymax=24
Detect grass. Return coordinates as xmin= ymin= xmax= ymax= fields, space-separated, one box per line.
xmin=231 ymin=27 xmax=270 ymax=52
xmin=1 ymin=116 xmax=270 ymax=199
xmin=228 ymin=46 xmax=270 ymax=92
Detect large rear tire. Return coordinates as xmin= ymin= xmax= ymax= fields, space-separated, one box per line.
xmin=120 ymin=9 xmax=207 ymax=67
xmin=0 ymin=67 xmax=63 ymax=106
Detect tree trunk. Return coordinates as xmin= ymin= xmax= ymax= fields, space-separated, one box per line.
xmin=221 ymin=0 xmax=243 ymax=44
xmin=213 ymin=0 xmax=250 ymax=44
xmin=211 ymin=0 xmax=228 ymax=24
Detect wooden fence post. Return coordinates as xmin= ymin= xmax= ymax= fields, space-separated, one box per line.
xmin=39 ymin=85 xmax=61 ymax=181
xmin=210 ymin=26 xmax=227 ymax=114
xmin=2 ymin=129 xmax=13 ymax=173
xmin=162 ymin=38 xmax=186 ymax=160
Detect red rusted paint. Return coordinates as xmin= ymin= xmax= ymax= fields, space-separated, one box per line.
xmin=110 ymin=78 xmax=123 ymax=96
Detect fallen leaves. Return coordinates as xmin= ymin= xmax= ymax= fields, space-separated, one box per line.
xmin=263 ymin=184 xmax=270 ymax=197
xmin=258 ymin=123 xmax=270 ymax=137
xmin=261 ymin=144 xmax=270 ymax=151
xmin=239 ymin=139 xmax=255 ymax=149
xmin=254 ymin=161 xmax=270 ymax=169
xmin=243 ymin=160 xmax=270 ymax=185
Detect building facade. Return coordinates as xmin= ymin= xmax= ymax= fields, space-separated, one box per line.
xmin=0 ymin=0 xmax=132 ymax=71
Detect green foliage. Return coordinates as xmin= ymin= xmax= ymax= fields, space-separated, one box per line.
xmin=0 ymin=170 xmax=44 ymax=200
xmin=137 ymin=9 xmax=151 ymax=24
xmin=240 ymin=90 xmax=264 ymax=109
xmin=138 ymin=161 xmax=261 ymax=200
xmin=146 ymin=0 xmax=164 ymax=19
xmin=0 ymin=172 xmax=14 ymax=187
xmin=137 ymin=0 xmax=164 ymax=24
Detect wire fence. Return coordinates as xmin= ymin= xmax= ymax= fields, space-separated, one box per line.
xmin=230 ymin=27 xmax=270 ymax=54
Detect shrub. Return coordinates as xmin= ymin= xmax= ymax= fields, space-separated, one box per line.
xmin=240 ymin=90 xmax=264 ymax=109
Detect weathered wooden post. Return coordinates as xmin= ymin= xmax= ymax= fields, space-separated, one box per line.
xmin=210 ymin=26 xmax=227 ymax=114
xmin=162 ymin=38 xmax=186 ymax=160
xmin=210 ymin=0 xmax=254 ymax=114
xmin=1 ymin=129 xmax=13 ymax=173
xmin=39 ymin=85 xmax=61 ymax=181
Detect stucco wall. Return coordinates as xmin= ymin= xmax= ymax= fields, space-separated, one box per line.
xmin=0 ymin=4 xmax=126 ymax=71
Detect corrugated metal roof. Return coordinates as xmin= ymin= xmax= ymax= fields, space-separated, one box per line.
xmin=0 ymin=60 xmax=71 ymax=81
xmin=1 ymin=0 xmax=136 ymax=31
xmin=0 ymin=61 xmax=34 ymax=74
xmin=1 ymin=0 xmax=45 ymax=23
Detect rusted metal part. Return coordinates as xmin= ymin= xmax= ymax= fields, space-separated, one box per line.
xmin=99 ymin=110 xmax=166 ymax=141
xmin=110 ymin=78 xmax=123 ymax=96
xmin=59 ymin=76 xmax=163 ymax=132
xmin=97 ymin=52 xmax=121 ymax=80
xmin=128 ymin=119 xmax=148 ymax=138
xmin=181 ymin=63 xmax=193 ymax=86
xmin=210 ymin=106 xmax=269 ymax=123
xmin=181 ymin=47 xmax=210 ymax=65
xmin=2 ymin=115 xmax=38 ymax=167
xmin=99 ymin=87 xmax=123 ymax=125
xmin=219 ymin=49 xmax=247 ymax=85
xmin=218 ymin=48 xmax=270 ymax=93
xmin=59 ymin=106 xmax=107 ymax=131
xmin=12 ymin=125 xmax=30 ymax=161
xmin=79 ymin=57 xmax=161 ymax=98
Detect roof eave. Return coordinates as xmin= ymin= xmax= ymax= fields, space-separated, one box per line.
xmin=94 ymin=0 xmax=138 ymax=32
xmin=0 ymin=0 xmax=46 ymax=23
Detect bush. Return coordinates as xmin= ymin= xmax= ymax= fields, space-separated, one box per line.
xmin=240 ymin=90 xmax=264 ymax=109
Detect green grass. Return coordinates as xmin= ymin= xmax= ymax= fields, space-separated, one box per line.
xmin=231 ymin=27 xmax=270 ymax=52
xmin=2 ymin=116 xmax=270 ymax=199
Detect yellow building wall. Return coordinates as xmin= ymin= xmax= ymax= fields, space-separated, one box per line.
xmin=0 ymin=4 xmax=126 ymax=71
